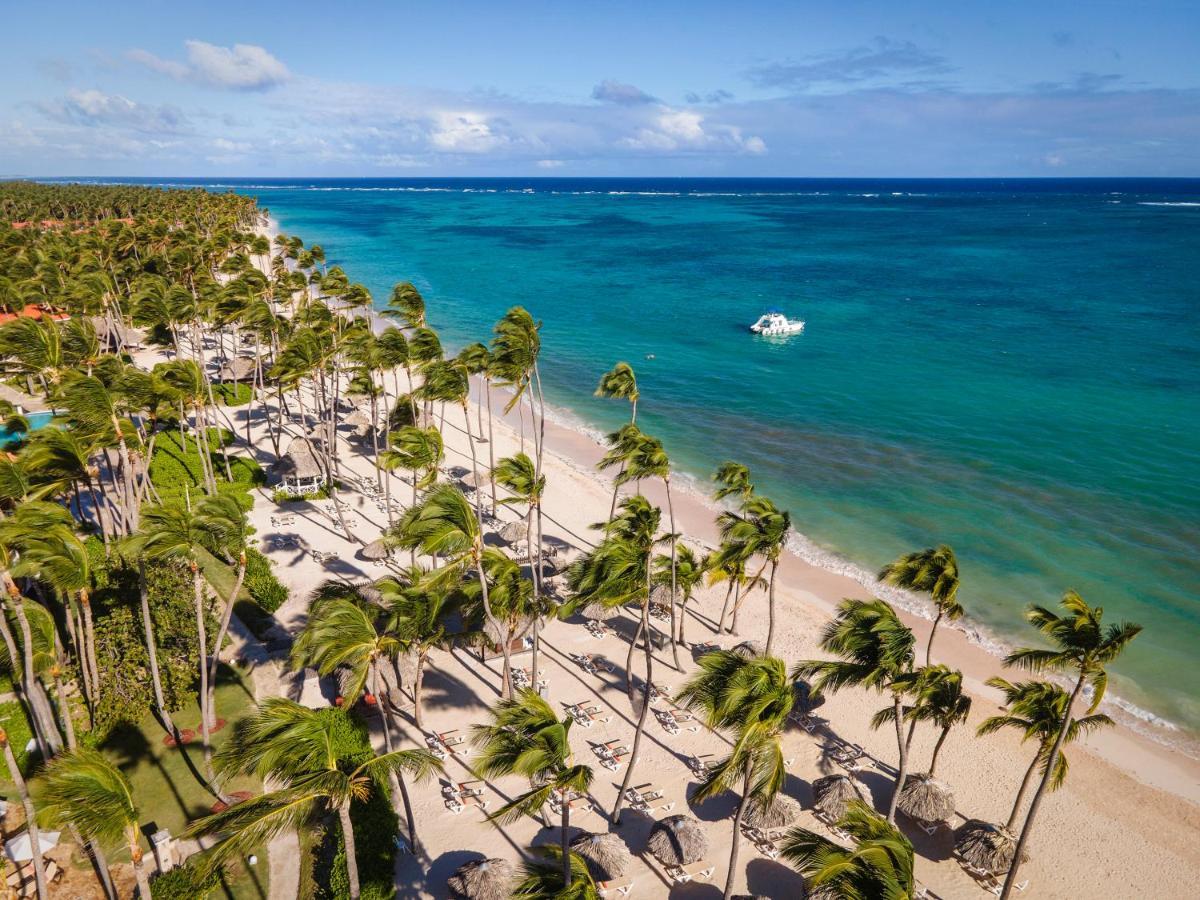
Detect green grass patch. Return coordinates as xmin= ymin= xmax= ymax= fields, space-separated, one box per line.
xmin=149 ymin=428 xmax=264 ymax=511
xmin=0 ymin=699 xmax=36 ymax=776
xmin=213 ymin=383 xmax=252 ymax=407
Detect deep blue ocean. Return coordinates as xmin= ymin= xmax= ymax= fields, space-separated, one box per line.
xmin=74 ymin=177 xmax=1200 ymax=738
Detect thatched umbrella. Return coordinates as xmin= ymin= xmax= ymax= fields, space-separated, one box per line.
xmin=580 ymin=600 xmax=619 ymax=622
xmin=273 ymin=437 xmax=325 ymax=490
xmin=955 ymin=820 xmax=1026 ymax=875
xmin=447 ymin=857 xmax=513 ymax=900
xmin=217 ymin=357 xmax=256 ymax=382
xmin=361 ymin=538 xmax=392 ymax=561
xmin=794 ymin=678 xmax=826 ymax=715
xmin=732 ymin=640 xmax=765 ymax=657
xmin=811 ymin=773 xmax=865 ymax=821
xmin=647 ymin=814 xmax=708 ymax=867
xmin=497 ymin=520 xmax=527 ymax=544
xmin=460 ymin=469 xmax=486 ymax=489
xmin=344 ymin=409 xmax=373 ymax=432
xmin=744 ymin=794 xmax=802 ymax=830
xmin=569 ymin=831 xmax=631 ymax=882
xmin=649 ymin=583 xmax=673 ymax=606
xmin=897 ymin=773 xmax=955 ymax=825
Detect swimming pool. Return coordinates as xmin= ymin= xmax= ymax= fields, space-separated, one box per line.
xmin=0 ymin=410 xmax=54 ymax=448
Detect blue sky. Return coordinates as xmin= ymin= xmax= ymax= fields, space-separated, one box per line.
xmin=2 ymin=0 xmax=1197 ymax=176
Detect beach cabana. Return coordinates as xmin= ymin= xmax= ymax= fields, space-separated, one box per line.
xmin=647 ymin=814 xmax=708 ymax=867
xmin=744 ymin=794 xmax=802 ymax=830
xmin=217 ymin=357 xmax=256 ymax=383
xmin=811 ymin=773 xmax=865 ymax=822
xmin=897 ymin=773 xmax=956 ymax=825
xmin=273 ymin=437 xmax=327 ymax=496
xmin=569 ymin=831 xmax=631 ymax=882
xmin=955 ymin=819 xmax=1026 ymax=875
xmin=447 ymin=857 xmax=513 ymax=900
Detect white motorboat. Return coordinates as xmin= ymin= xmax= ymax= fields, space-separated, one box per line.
xmin=750 ymin=310 xmax=805 ymax=336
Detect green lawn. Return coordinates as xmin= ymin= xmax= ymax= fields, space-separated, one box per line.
xmin=1 ymin=668 xmax=269 ymax=900
xmin=213 ymin=383 xmax=253 ymax=407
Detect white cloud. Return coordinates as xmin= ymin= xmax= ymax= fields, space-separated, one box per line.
xmin=536 ymin=159 xmax=565 ymax=168
xmin=592 ymin=80 xmax=657 ymax=105
xmin=128 ymin=41 xmax=290 ymax=91
xmin=40 ymin=89 xmax=188 ymax=133
xmin=620 ymin=106 xmax=767 ymax=155
xmin=429 ymin=111 xmax=508 ymax=153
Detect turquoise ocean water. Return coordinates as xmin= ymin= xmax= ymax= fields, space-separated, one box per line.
xmin=85 ymin=177 xmax=1200 ymax=741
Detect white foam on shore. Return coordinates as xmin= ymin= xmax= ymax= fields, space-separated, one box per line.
xmin=534 ymin=388 xmax=1199 ymax=756
xmin=1138 ymin=201 xmax=1200 ymax=207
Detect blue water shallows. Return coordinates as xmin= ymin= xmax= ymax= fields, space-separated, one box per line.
xmin=78 ymin=177 xmax=1200 ymax=737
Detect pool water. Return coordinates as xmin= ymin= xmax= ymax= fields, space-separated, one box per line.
xmin=0 ymin=410 xmax=54 ymax=448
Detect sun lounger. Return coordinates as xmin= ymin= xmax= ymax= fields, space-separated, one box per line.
xmin=446 ymin=794 xmax=489 ymax=814
xmin=586 ymin=619 xmax=607 ymax=639
xmin=665 ymin=861 xmax=714 ymax=883
xmin=597 ymin=877 xmax=633 ymax=897
xmin=438 ymin=731 xmax=466 ymax=746
xmin=687 ymin=755 xmax=711 ymax=778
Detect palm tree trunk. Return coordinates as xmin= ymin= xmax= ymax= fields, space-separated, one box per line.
xmin=1000 ymin=674 xmax=1085 ymax=899
xmin=52 ymin=675 xmax=77 ymax=748
xmin=79 ymin=591 xmax=101 ymax=706
xmin=138 ymin=561 xmax=180 ymax=740
xmin=665 ymin=479 xmax=680 ymax=670
xmin=1004 ymin=754 xmax=1043 ymax=832
xmin=730 ymin=579 xmax=743 ymax=635
xmin=716 ymin=581 xmax=734 ymax=635
xmin=338 ymin=801 xmax=361 ymax=900
xmin=929 ymin=723 xmax=951 ymax=776
xmin=485 ymin=378 xmax=497 ymax=517
xmin=764 ymin=559 xmax=779 ymax=656
xmin=625 ymin=619 xmax=643 ymax=703
xmin=129 ymin=834 xmax=152 ymax=900
xmin=723 ymin=768 xmax=754 ymax=900
xmin=413 ymin=651 xmax=426 ymax=727
xmin=925 ymin=609 xmax=943 ymax=666
xmin=1 ymin=735 xmax=46 ymax=900
xmin=191 ymin=566 xmax=225 ymax=801
xmin=85 ymin=837 xmax=116 ymax=900
xmin=886 ymin=691 xmax=909 ymax=824
xmin=372 ymin=664 xmax=418 ymax=852
xmin=2 ymin=589 xmax=62 ymax=756
xmin=560 ymin=799 xmax=572 ymax=885
xmin=612 ymin=557 xmax=655 ymax=825
xmin=206 ymin=553 xmax=247 ymax=728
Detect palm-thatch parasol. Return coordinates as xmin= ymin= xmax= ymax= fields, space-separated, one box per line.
xmin=569 ymin=831 xmax=632 ymax=882
xmin=361 ymin=538 xmax=392 ymax=561
xmin=954 ymin=820 xmax=1026 ymax=875
xmin=497 ymin=520 xmax=527 ymax=544
xmin=580 ymin=600 xmax=619 ymax=622
xmin=732 ymin=639 xmax=765 ymax=657
xmin=273 ymin=437 xmax=325 ymax=489
xmin=344 ymin=409 xmax=373 ymax=432
xmin=897 ymin=773 xmax=955 ymax=825
xmin=649 ymin=583 xmax=673 ymax=606
xmin=647 ymin=814 xmax=708 ymax=867
xmin=744 ymin=794 xmax=802 ymax=830
xmin=811 ymin=773 xmax=865 ymax=821
xmin=217 ymin=356 xmax=256 ymax=382
xmin=794 ymin=678 xmax=826 ymax=715
xmin=447 ymin=857 xmax=513 ymax=900
xmin=459 ymin=469 xmax=487 ymax=489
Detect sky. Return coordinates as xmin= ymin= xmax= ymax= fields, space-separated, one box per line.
xmin=2 ymin=0 xmax=1197 ymax=177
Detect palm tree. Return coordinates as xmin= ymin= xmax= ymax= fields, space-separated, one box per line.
xmin=712 ymin=461 xmax=753 ymax=503
xmin=566 ymin=497 xmax=661 ymax=822
xmin=795 ymin=598 xmax=916 ymax=824
xmin=459 ymin=550 xmax=543 ymax=697
xmin=379 ymin=425 xmax=443 ymax=529
xmin=879 ymin=545 xmax=962 ymax=665
xmin=596 ymin=423 xmax=643 ymax=523
xmin=472 ymin=690 xmax=593 ymax=886
xmin=514 ymin=845 xmax=600 ymax=899
xmin=877 ymin=665 xmax=971 ymax=776
xmin=384 ymin=281 xmax=426 ymax=329
xmin=595 ymin=362 xmax=639 ymax=423
xmin=389 ymin=484 xmax=508 ymax=696
xmin=678 ymin=650 xmax=793 ymax=899
xmin=780 ymin=801 xmax=915 ymax=899
xmin=715 ymin=494 xmax=791 ymax=655
xmin=38 ymin=748 xmax=150 ymax=899
xmin=289 ymin=582 xmax=425 ymax=852
xmin=494 ymin=451 xmax=548 ymax=680
xmin=0 ymin=726 xmax=46 ymax=899
xmin=655 ymin=542 xmax=704 ymax=646
xmin=978 ymin=678 xmax=1112 ymax=833
xmin=186 ymin=699 xmax=440 ymax=900
xmin=377 ymin=569 xmax=458 ymax=727
xmin=997 ymin=591 xmax=1140 ymax=899
xmin=196 ymin=494 xmax=249 ymax=733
